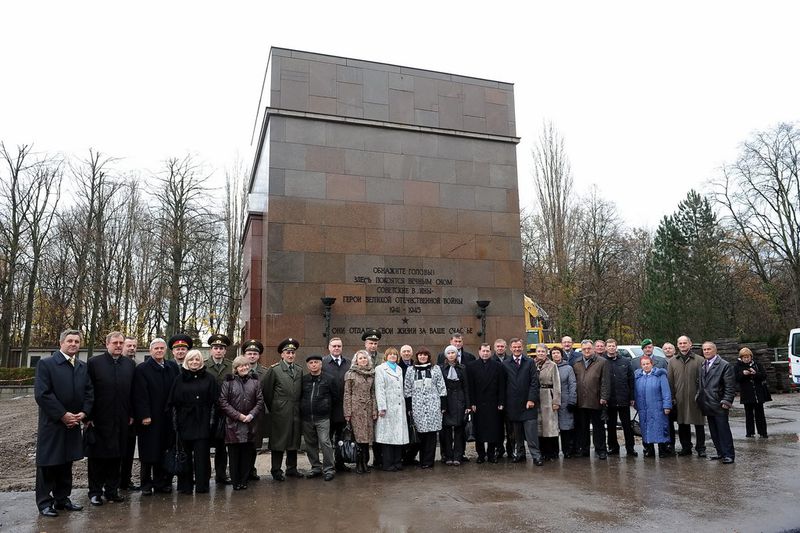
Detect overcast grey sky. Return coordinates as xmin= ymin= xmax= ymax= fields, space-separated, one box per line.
xmin=2 ymin=0 xmax=798 ymax=229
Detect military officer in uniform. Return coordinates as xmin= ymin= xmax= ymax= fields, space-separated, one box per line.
xmin=263 ymin=338 xmax=303 ymax=481
xmin=205 ymin=333 xmax=233 ymax=485
xmin=168 ymin=333 xmax=192 ymax=366
xmin=359 ymin=329 xmax=385 ymax=368
xmin=359 ymin=329 xmax=385 ymax=466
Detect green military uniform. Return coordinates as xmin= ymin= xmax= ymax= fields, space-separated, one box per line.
xmin=205 ymin=358 xmax=232 ymax=383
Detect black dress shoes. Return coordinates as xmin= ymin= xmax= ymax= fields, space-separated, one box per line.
xmin=54 ymin=500 xmax=83 ymax=511
xmin=323 ymin=473 xmax=335 ymax=481
xmin=215 ymin=478 xmax=232 ymax=485
xmin=597 ymin=452 xmax=608 ymax=460
xmin=678 ymin=449 xmax=693 ymax=456
xmin=285 ymin=470 xmax=303 ymax=478
xmin=533 ymin=458 xmax=544 ymax=466
xmin=40 ymin=505 xmax=59 ymax=517
xmin=89 ymin=495 xmax=103 ymax=506
xmin=512 ymin=455 xmax=526 ymax=463
xmin=272 ymin=472 xmax=285 ymax=482
xmin=305 ymin=471 xmax=323 ymax=479
xmin=476 ymin=456 xmax=485 ymax=464
xmin=106 ymin=492 xmax=125 ymax=502
xmin=697 ymin=450 xmax=707 ymax=458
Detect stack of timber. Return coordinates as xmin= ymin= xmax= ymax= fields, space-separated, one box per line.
xmin=692 ymin=338 xmax=780 ymax=393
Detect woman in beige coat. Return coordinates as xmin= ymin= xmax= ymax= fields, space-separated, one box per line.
xmin=533 ymin=344 xmax=561 ymax=460
xmin=343 ymin=350 xmax=377 ymax=474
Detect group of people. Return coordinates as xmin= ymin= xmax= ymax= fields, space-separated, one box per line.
xmin=33 ymin=328 xmax=771 ymax=518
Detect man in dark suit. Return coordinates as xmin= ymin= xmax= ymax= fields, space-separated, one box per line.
xmin=467 ymin=343 xmax=506 ymax=463
xmin=696 ymin=341 xmax=736 ymax=464
xmin=437 ymin=333 xmax=476 ymax=365
xmin=119 ymin=336 xmax=139 ymax=491
xmin=86 ymin=331 xmax=136 ymax=506
xmin=491 ymin=338 xmax=514 ymax=457
xmin=503 ymin=338 xmax=542 ymax=466
xmin=322 ymin=337 xmax=351 ymax=472
xmin=34 ymin=329 xmax=94 ymax=517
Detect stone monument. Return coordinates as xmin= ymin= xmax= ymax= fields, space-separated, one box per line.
xmin=241 ymin=47 xmax=524 ymax=361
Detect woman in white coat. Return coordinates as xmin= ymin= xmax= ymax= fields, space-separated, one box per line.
xmin=374 ymin=348 xmax=409 ymax=471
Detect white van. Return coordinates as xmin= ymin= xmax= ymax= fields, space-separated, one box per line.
xmin=789 ymin=328 xmax=800 ymax=389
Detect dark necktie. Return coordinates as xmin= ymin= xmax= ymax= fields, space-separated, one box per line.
xmin=515 ymin=358 xmax=520 ymax=367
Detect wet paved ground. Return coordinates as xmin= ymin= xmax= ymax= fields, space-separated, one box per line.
xmin=3 ymin=395 xmax=799 ymax=533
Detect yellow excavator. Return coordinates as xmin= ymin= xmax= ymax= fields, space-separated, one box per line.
xmin=524 ymin=295 xmax=549 ymax=351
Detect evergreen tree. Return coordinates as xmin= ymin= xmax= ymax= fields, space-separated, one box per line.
xmin=642 ymin=190 xmax=733 ymax=340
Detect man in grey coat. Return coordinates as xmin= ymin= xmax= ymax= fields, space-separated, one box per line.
xmin=696 ymin=342 xmax=736 ymax=464
xmin=34 ymin=329 xmax=94 ymax=517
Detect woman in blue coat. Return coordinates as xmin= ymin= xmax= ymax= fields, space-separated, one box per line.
xmin=634 ymin=356 xmax=672 ymax=458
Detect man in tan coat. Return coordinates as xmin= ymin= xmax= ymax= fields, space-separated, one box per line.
xmin=572 ymin=340 xmax=610 ymax=459
xmin=667 ymin=335 xmax=707 ymax=457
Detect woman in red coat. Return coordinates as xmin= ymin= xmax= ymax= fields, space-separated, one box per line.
xmin=218 ymin=356 xmax=264 ymax=490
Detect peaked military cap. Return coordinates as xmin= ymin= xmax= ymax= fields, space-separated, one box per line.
xmin=277 ymin=338 xmax=300 ymax=353
xmin=168 ymin=333 xmax=193 ymax=350
xmin=208 ymin=333 xmax=231 ymax=347
xmin=241 ymin=339 xmax=264 ymax=354
xmin=361 ymin=328 xmax=382 ymax=342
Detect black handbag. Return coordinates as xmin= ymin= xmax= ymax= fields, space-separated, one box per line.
xmin=464 ymin=413 xmax=475 ymax=442
xmin=407 ymin=419 xmax=420 ymax=444
xmin=163 ymin=441 xmax=188 ymax=475
xmin=336 ymin=423 xmax=358 ymax=464
xmin=162 ymin=409 xmax=189 ymax=474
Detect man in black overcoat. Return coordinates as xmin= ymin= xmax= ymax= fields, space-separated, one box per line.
xmin=34 ymin=329 xmax=94 ymax=517
xmin=503 ymin=338 xmax=542 ymax=466
xmin=322 ymin=337 xmax=352 ymax=472
xmin=133 ymin=338 xmax=180 ymax=494
xmin=119 ymin=336 xmax=139 ymax=490
xmin=467 ymin=343 xmax=506 ymax=463
xmin=86 ymin=331 xmax=136 ymax=505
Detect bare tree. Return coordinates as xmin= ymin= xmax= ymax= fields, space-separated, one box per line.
xmin=712 ymin=122 xmax=800 ymax=325
xmin=527 ymin=122 xmax=580 ymax=334
xmin=224 ymin=161 xmax=246 ymax=341
xmin=155 ymin=155 xmax=213 ymax=339
xmin=0 ymin=144 xmax=36 ymax=365
xmin=20 ymin=158 xmax=62 ymax=361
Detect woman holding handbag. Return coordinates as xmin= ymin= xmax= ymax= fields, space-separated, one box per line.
xmin=168 ymin=350 xmax=219 ymax=494
xmin=343 ymin=350 xmax=378 ymax=474
xmin=218 ymin=356 xmax=264 ymax=490
xmin=734 ymin=347 xmax=770 ymax=438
